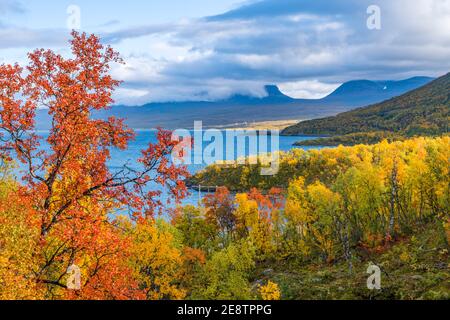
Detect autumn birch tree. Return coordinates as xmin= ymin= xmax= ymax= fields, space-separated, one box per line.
xmin=0 ymin=32 xmax=189 ymax=298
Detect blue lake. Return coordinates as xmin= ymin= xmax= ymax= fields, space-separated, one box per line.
xmin=110 ymin=130 xmax=322 ymax=207
xmin=15 ymin=130 xmax=322 ymax=209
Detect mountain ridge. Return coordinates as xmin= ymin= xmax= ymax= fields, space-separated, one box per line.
xmin=35 ymin=76 xmax=435 ymax=130
xmin=131 ymin=76 xmax=435 ymax=106
xmin=282 ymin=72 xmax=449 ymax=142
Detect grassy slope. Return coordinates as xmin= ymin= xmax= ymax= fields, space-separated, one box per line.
xmin=253 ymin=222 xmax=449 ymax=300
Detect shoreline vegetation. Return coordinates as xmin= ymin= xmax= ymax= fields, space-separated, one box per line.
xmin=187 ymin=135 xmax=449 ymax=191
xmin=294 ymin=131 xmax=407 ymax=147
xmin=183 ymin=135 xmax=449 ymax=299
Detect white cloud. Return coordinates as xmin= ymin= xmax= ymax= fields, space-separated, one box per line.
xmin=278 ymin=80 xmax=341 ymax=99
xmin=102 ymin=0 xmax=450 ymax=103
xmin=0 ymin=27 xmax=68 ymax=49
xmin=1 ymin=0 xmax=449 ymax=104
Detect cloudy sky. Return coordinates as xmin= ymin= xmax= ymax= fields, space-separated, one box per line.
xmin=1 ymin=0 xmax=449 ymax=104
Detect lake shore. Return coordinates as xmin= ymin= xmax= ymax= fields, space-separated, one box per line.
xmin=222 ymin=119 xmax=303 ymax=131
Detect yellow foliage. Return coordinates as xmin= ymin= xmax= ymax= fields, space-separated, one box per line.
xmin=235 ymin=193 xmax=274 ymax=257
xmin=0 ymin=179 xmax=42 ymax=300
xmin=399 ymin=251 xmax=411 ymax=263
xmin=259 ymin=280 xmax=281 ymax=300
xmin=126 ymin=220 xmax=186 ymax=300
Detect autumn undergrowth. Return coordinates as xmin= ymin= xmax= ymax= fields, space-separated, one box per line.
xmin=254 ymin=221 xmax=449 ymax=300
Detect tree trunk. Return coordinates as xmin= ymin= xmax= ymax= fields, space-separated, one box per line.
xmin=388 ymin=160 xmax=398 ymax=239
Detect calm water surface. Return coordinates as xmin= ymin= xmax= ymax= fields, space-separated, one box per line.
xmin=15 ymin=130 xmax=323 ymax=209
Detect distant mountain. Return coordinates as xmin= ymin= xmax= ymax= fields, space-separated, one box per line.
xmin=323 ymin=76 xmax=435 ymax=105
xmin=35 ymin=77 xmax=434 ymax=130
xmin=282 ymin=73 xmax=449 ymax=139
xmin=213 ymin=85 xmax=295 ymax=106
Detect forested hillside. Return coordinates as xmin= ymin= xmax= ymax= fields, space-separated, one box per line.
xmin=181 ymin=136 xmax=449 ymax=299
xmin=282 ymin=73 xmax=449 ymax=141
xmin=3 ymin=134 xmax=448 ymax=299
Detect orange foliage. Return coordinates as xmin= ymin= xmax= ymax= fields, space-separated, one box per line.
xmin=0 ymin=32 xmax=189 ymax=299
